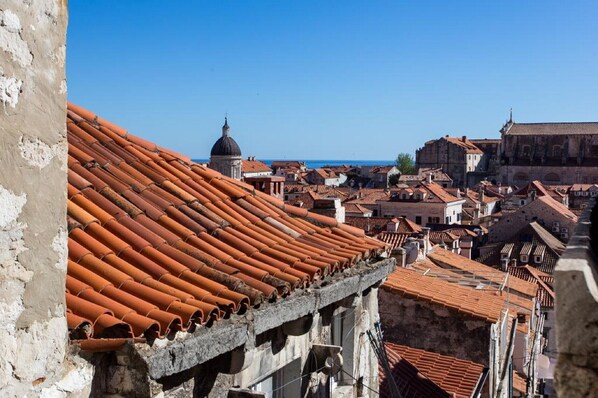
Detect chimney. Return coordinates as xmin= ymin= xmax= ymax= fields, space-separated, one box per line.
xmin=501 ymin=258 xmax=508 ymax=272
xmin=426 ymin=173 xmax=432 ymax=183
xmin=462 ymin=135 xmax=467 ymax=142
xmin=421 ymin=227 xmax=431 ymax=254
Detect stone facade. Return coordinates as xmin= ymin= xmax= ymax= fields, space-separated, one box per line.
xmin=488 ymin=196 xmax=577 ymax=244
xmin=0 ymin=1 xmax=92 ymax=396
xmin=498 ymin=121 xmax=598 ymax=186
xmin=416 ymin=136 xmax=487 ymax=188
xmin=209 ymin=154 xmax=242 ymax=179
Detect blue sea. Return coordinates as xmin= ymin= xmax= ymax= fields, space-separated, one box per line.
xmin=192 ymin=159 xmax=394 ymax=169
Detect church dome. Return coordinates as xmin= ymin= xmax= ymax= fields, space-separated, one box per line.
xmin=210 ymin=118 xmax=241 ymax=157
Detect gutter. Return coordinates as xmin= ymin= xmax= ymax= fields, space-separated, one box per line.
xmin=497 ymin=317 xmax=518 ymax=398
xmin=471 ymin=367 xmax=490 ymax=398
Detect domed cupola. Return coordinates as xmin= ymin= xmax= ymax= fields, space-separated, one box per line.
xmin=208 ymin=117 xmax=243 ymax=180
xmin=210 ymin=117 xmax=241 ymax=157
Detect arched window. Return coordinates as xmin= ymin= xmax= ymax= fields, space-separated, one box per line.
xmin=544 ymin=173 xmax=560 ymax=184
xmin=513 ymin=172 xmax=530 ymax=185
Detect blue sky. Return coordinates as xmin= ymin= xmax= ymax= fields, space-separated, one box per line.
xmin=67 ymin=1 xmax=598 ymax=160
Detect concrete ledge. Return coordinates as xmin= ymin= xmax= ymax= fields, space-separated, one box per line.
xmin=134 ymin=257 xmax=396 ymax=379
xmin=136 ymin=321 xmax=249 ymax=380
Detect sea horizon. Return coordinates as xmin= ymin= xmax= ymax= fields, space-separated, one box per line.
xmin=192 ymin=159 xmax=395 ymax=169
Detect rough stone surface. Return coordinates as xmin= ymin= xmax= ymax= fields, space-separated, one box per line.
xmin=136 ymin=258 xmax=395 ymax=381
xmin=379 ymin=290 xmax=492 ymax=365
xmin=99 ymin=259 xmax=395 ymax=396
xmin=0 ymin=1 xmax=82 ymax=396
xmin=555 ymin=200 xmax=598 ymax=397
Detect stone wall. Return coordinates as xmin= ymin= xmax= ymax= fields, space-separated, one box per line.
xmin=554 ymin=200 xmax=598 ymax=397
xmin=378 ymin=290 xmax=491 ymax=365
xmin=0 ymin=2 xmax=93 ymax=396
xmin=488 ymin=198 xmax=576 ymax=244
xmin=94 ymin=289 xmax=382 ymax=397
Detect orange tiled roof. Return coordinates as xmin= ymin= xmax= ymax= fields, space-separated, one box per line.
xmin=65 ymin=103 xmax=386 ymax=346
xmin=421 ymin=181 xmax=462 ymax=203
xmin=310 ymin=168 xmax=337 ymax=179
xmin=375 ymin=232 xmax=417 ymax=252
xmin=345 ymin=188 xmax=390 ymax=205
xmin=381 ymin=342 xmax=485 ymax=398
xmin=427 ymin=247 xmax=538 ymax=299
xmin=508 ymin=266 xmax=555 ymax=308
xmin=241 ymin=159 xmax=272 ymax=174
xmin=429 ymin=231 xmax=460 ymax=244
xmin=383 ymin=267 xmax=527 ymax=326
xmin=534 ymin=195 xmax=578 ymax=221
xmin=444 ymin=137 xmax=483 ymax=154
xmin=343 ymin=203 xmax=373 ymax=215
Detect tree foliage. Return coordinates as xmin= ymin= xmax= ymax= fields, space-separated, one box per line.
xmin=395 ymin=153 xmax=416 ymax=175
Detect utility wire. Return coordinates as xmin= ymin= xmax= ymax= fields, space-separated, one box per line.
xmin=265 ymin=364 xmax=327 ymax=395
xmin=338 ymin=368 xmax=380 ymax=395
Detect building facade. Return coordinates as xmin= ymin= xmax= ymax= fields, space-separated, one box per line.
xmin=416 ymin=136 xmax=486 ymax=188
xmin=498 ymin=121 xmax=598 ymax=186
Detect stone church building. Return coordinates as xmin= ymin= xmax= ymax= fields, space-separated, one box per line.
xmin=498 ymin=120 xmax=598 ymax=186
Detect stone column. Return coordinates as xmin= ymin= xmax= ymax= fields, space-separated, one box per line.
xmin=0 ymin=1 xmax=90 ymax=396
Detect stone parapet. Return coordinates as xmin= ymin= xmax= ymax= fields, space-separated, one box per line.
xmin=555 ymin=199 xmax=598 ymax=396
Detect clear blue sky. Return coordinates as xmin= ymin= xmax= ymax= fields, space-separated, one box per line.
xmin=67 ymin=1 xmax=598 ymax=160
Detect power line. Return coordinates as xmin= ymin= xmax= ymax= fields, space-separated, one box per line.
xmin=338 ymin=368 xmax=380 ymax=395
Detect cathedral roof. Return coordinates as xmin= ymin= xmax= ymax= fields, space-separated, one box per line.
xmin=210 ymin=118 xmax=242 ymax=157
xmin=506 ymin=122 xmax=598 ymax=136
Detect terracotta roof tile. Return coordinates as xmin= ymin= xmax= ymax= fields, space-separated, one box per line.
xmin=383 ymin=266 xmax=532 ymax=330
xmin=65 ymin=103 xmax=386 ymax=347
xmin=444 ymin=137 xmax=483 ymax=154
xmin=381 ymin=342 xmax=485 ymax=398
xmin=375 ymin=232 xmax=417 ymax=251
xmin=427 ymin=247 xmax=538 ymax=299
xmin=241 ymin=159 xmax=272 ymax=174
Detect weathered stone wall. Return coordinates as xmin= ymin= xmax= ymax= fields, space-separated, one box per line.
xmin=488 ymin=198 xmax=576 ymax=244
xmin=0 ymin=1 xmax=91 ymax=396
xmin=555 ymin=200 xmax=598 ymax=397
xmin=94 ymin=289 xmax=383 ymax=397
xmin=499 ymin=132 xmax=598 ymax=185
xmin=378 ymin=289 xmax=491 ymax=365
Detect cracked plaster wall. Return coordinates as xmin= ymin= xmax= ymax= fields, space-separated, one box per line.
xmin=0 ymin=1 xmax=90 ymax=396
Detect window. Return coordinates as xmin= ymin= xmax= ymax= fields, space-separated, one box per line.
xmin=251 ymin=358 xmax=302 ymax=398
xmin=520 ymin=254 xmax=528 ymax=263
xmin=522 ymin=145 xmax=531 ymax=157
xmin=415 ymin=216 xmax=422 ymax=225
xmin=446 ymin=216 xmax=451 ymax=224
xmin=331 ymin=310 xmax=355 ymax=387
xmin=552 ymin=145 xmax=562 ymax=157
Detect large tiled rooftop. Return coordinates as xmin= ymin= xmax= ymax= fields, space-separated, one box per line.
xmin=65 ymin=103 xmax=386 ymax=347
xmin=381 ymin=342 xmax=485 ymax=398
xmin=382 ymin=266 xmax=533 ymax=331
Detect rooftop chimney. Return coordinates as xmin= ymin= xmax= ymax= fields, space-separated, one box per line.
xmin=462 ymin=135 xmax=467 ymax=142
xmin=501 ymin=258 xmax=509 ymax=272
xmin=426 ymin=173 xmax=432 ymax=183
